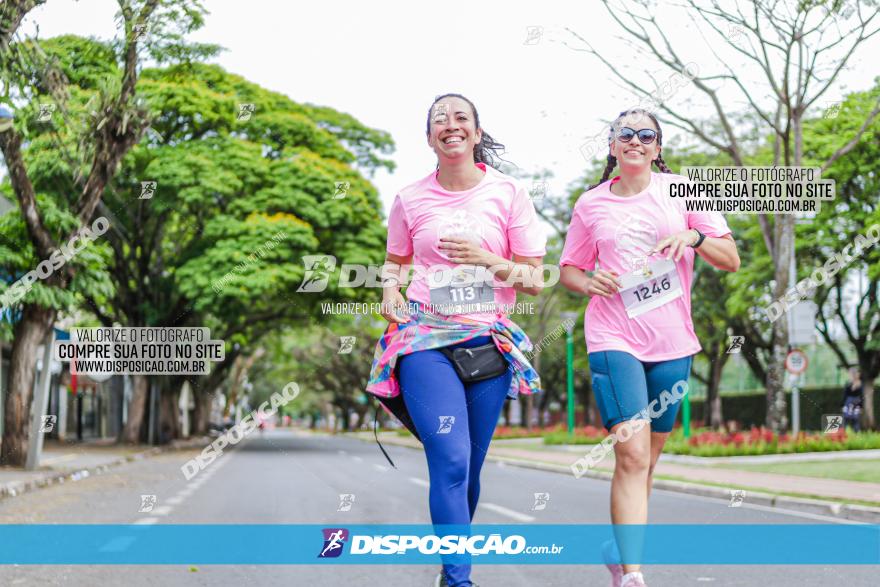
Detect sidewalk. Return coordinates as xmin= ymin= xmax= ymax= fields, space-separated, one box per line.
xmin=356 ymin=432 xmax=880 ymax=523
xmin=0 ymin=437 xmax=208 ymax=500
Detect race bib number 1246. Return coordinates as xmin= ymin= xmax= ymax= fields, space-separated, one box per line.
xmin=617 ymin=259 xmax=683 ymax=319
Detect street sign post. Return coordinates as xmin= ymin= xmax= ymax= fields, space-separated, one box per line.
xmin=786 ymin=349 xmax=808 ymax=436
xmin=785 ymin=349 xmax=808 ymax=375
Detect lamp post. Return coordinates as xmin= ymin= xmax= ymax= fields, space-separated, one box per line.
xmin=560 ymin=311 xmax=578 ymax=436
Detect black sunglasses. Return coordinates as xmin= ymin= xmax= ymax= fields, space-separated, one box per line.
xmin=615 ymin=127 xmax=658 ymax=144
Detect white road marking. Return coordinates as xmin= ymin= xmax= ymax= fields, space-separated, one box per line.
xmin=373 ymin=464 xmax=389 ymax=473
xmin=408 ymin=477 xmax=430 ymax=488
xmin=478 ymin=502 xmax=536 ymax=522
xmin=150 ymin=505 xmax=173 ymax=516
xmin=134 ymin=517 xmax=158 ymax=525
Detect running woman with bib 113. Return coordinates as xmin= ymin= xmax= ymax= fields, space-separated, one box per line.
xmin=559 ymin=108 xmax=740 ymax=587
xmin=366 ymin=93 xmax=548 ymax=587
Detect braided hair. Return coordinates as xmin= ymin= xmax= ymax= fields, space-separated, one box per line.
xmin=426 ymin=93 xmax=507 ymax=169
xmin=590 ymin=108 xmax=673 ymax=190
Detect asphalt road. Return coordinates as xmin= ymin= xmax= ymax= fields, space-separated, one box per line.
xmin=0 ymin=429 xmax=875 ymax=586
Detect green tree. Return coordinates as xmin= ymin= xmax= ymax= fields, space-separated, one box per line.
xmin=0 ymin=2 xmax=209 ymax=465
xmin=799 ymin=81 xmax=880 ymax=429
xmin=78 ymin=59 xmax=394 ymax=442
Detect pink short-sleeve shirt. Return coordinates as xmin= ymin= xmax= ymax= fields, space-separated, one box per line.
xmin=559 ymin=172 xmax=731 ymax=361
xmin=386 ymin=163 xmax=547 ymax=324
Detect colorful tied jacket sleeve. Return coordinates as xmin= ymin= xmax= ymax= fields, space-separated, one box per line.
xmin=366 ymin=303 xmax=542 ymax=400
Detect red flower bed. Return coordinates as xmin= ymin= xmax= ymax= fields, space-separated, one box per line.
xmin=493 ymin=425 xmax=561 ymax=439
xmin=494 ymin=424 xmax=608 ymax=440
xmin=686 ymin=426 xmax=847 ymax=447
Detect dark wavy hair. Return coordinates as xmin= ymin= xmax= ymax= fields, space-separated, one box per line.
xmin=590 ymin=108 xmax=673 ymax=189
xmin=426 ymin=93 xmax=507 ymax=169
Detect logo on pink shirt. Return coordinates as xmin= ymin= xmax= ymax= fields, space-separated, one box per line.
xmin=614 ymin=215 xmax=658 ymax=272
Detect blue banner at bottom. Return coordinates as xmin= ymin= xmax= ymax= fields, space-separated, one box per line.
xmin=0 ymin=524 xmax=877 ymax=564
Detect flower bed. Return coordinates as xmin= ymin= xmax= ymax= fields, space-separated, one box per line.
xmin=662 ymin=427 xmax=880 ymax=457
xmin=493 ymin=425 xmax=562 ymax=439
xmin=541 ymin=424 xmax=880 ymax=456
xmin=399 ymin=424 xmax=586 ymax=440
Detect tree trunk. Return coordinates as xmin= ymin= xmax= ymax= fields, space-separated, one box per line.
xmin=354 ymin=404 xmax=370 ymax=430
xmin=766 ymin=334 xmax=789 ymax=432
xmin=862 ymin=377 xmax=875 ymax=431
xmin=766 ymin=217 xmax=793 ymax=433
xmin=224 ymin=357 xmax=244 ymax=419
xmin=524 ymin=394 xmax=534 ymax=430
xmin=119 ymin=374 xmax=148 ymax=444
xmin=339 ymin=406 xmax=351 ymax=431
xmin=578 ymin=376 xmax=597 ymax=427
xmin=764 ymin=114 xmax=801 ymax=432
xmin=158 ymin=383 xmax=180 ymax=443
xmin=1 ymin=305 xmax=55 ymax=466
xmin=536 ymin=388 xmax=551 ymax=428
xmin=191 ymin=389 xmax=211 ymax=436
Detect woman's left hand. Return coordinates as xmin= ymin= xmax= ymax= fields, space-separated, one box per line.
xmin=438 ymin=236 xmax=496 ymax=266
xmin=650 ymin=229 xmax=698 ymax=262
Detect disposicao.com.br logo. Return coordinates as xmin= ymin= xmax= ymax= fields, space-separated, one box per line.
xmin=317 ymin=528 xmax=562 ymax=558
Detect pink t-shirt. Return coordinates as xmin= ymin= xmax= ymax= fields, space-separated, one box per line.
xmin=559 ymin=172 xmax=731 ymax=361
xmin=386 ymin=163 xmax=547 ymax=324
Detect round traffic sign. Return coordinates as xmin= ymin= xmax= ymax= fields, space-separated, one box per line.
xmin=785 ymin=349 xmax=808 ymax=374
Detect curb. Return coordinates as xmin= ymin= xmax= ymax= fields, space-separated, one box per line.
xmin=0 ymin=438 xmax=208 ymax=502
xmin=359 ymin=434 xmax=880 ymax=524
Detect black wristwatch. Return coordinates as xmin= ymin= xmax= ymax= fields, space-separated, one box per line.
xmin=690 ymin=228 xmax=706 ymax=249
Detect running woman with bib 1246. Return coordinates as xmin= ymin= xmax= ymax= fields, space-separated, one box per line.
xmin=559 ymin=108 xmax=740 ymax=587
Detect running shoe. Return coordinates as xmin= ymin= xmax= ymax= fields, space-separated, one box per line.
xmin=434 ymin=571 xmax=480 ymax=587
xmin=434 ymin=572 xmax=479 ymax=587
xmin=602 ymin=539 xmax=624 ymax=587
xmin=620 ymin=571 xmax=646 ymax=587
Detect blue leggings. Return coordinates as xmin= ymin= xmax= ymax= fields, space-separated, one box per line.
xmin=398 ymin=335 xmax=512 ymax=587
xmin=588 ymin=350 xmax=693 ymax=432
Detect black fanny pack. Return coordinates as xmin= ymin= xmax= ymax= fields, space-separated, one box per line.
xmin=439 ymin=343 xmax=508 ymax=383
xmin=372 ymin=341 xmax=508 ymax=469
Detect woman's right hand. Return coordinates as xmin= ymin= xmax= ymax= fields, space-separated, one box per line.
xmin=585 ymin=269 xmax=622 ymax=298
xmin=381 ymin=289 xmax=411 ymax=324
